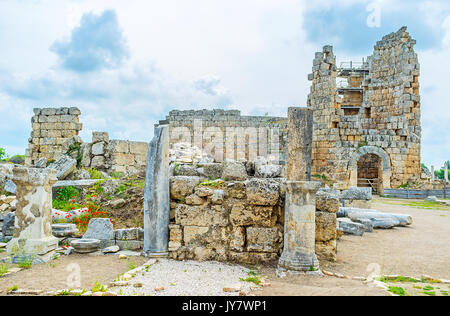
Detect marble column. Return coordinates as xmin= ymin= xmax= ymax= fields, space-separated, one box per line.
xmin=278 ymin=107 xmax=321 ymax=273
xmin=6 ymin=166 xmax=58 ymax=263
xmin=431 ymin=166 xmax=435 ymax=181
xmin=143 ymin=125 xmax=170 ymax=258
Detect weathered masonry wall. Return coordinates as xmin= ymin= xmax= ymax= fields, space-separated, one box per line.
xmin=168 ymin=177 xmax=284 ymax=264
xmin=81 ymin=132 xmax=148 ymax=175
xmin=166 ymin=160 xmax=338 ymax=263
xmin=308 ymin=27 xmax=421 ymax=189
xmin=163 ymin=110 xmax=288 ymax=164
xmin=25 ymin=107 xmax=82 ymax=166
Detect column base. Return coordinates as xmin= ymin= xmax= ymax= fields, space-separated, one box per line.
xmin=142 ymin=251 xmax=168 ymax=258
xmin=277 ymin=251 xmax=319 ymax=272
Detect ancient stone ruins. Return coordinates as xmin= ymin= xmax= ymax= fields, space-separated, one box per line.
xmin=0 ymin=27 xmax=448 ymax=275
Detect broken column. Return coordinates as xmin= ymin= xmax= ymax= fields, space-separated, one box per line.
xmin=143 ymin=125 xmax=170 ymax=257
xmin=278 ymin=107 xmax=321 ymax=273
xmin=6 ymin=166 xmax=58 ymax=263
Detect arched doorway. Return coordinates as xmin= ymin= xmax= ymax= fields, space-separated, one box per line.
xmin=348 ymin=146 xmax=391 ymax=193
xmin=357 ymin=153 xmax=382 ymax=194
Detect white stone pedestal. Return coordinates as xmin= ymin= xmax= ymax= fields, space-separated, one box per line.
xmin=6 ymin=166 xmax=58 ymax=263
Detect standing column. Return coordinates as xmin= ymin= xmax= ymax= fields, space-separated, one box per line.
xmin=143 ymin=125 xmax=170 ymax=258
xmin=7 ymin=166 xmax=58 ymax=263
xmin=278 ymin=108 xmax=321 ymax=273
xmin=431 ymin=166 xmax=435 ymax=181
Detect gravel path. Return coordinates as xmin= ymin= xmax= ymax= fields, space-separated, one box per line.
xmin=109 ymin=259 xmax=259 ymax=296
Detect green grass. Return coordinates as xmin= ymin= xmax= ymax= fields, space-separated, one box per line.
xmin=92 ymin=281 xmax=107 ymax=293
xmin=52 ymin=200 xmax=84 ymax=213
xmin=17 ymin=255 xmax=34 ymax=269
xmin=240 ymin=271 xmax=262 ymax=285
xmin=379 ymin=198 xmax=450 ymax=210
xmin=7 ymin=285 xmax=18 ymax=292
xmin=0 ymin=263 xmax=9 ymax=276
xmin=388 ymin=286 xmax=406 ymax=296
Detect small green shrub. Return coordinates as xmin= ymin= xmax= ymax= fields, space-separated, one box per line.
xmin=55 ymin=186 xmax=81 ymax=202
xmin=87 ymin=168 xmax=104 ymax=180
xmin=17 ymin=254 xmax=34 ymax=269
xmin=388 ymin=286 xmax=406 ymax=296
xmin=0 ymin=263 xmax=9 ymax=276
xmin=92 ymin=281 xmax=107 ymax=293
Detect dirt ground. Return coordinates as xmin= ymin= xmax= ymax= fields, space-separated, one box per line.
xmin=254 ymin=197 xmax=450 ymax=296
xmin=0 ymin=253 xmax=146 ymax=294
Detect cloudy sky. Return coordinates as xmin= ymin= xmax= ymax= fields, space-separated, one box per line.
xmin=0 ymin=0 xmax=448 ymax=168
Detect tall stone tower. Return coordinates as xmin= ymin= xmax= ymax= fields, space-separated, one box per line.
xmin=307 ymin=27 xmax=421 ymax=192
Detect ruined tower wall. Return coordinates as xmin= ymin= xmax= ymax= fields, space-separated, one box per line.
xmin=308 ymin=27 xmax=421 ymax=189
xmin=363 ymin=27 xmax=421 ymax=187
xmin=25 ymin=107 xmax=82 ymax=166
xmin=307 ymin=46 xmax=351 ymax=184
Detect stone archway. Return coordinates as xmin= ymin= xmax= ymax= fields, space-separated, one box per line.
xmin=348 ymin=146 xmax=391 ymax=191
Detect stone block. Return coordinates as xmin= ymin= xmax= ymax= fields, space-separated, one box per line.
xmin=183 ymin=226 xmax=229 ymax=250
xmin=230 ymin=227 xmax=245 ymax=252
xmin=112 ymin=153 xmax=134 ymax=166
xmin=116 ymin=240 xmax=143 ymax=251
xmin=315 ymin=211 xmax=337 ymax=242
xmin=200 ymin=163 xmax=223 ymax=179
xmin=228 ymin=252 xmax=278 ymax=264
xmin=169 ymin=224 xmax=182 ymax=242
xmin=108 ymin=140 xmax=129 ymax=154
xmin=194 ymin=186 xmax=213 ymax=197
xmin=92 ymin=132 xmax=109 ymax=143
xmin=170 ymin=176 xmax=201 ymax=200
xmin=226 ymin=182 xmax=246 ymax=199
xmin=129 ymin=142 xmax=148 ymax=155
xmin=245 ymin=178 xmax=280 ymax=206
xmin=83 ymin=218 xmax=114 ymax=241
xmin=246 ymin=227 xmax=280 ymax=252
xmin=47 ymin=155 xmax=76 ymax=180
xmin=230 ymin=203 xmax=276 ymax=227
xmin=222 ymin=161 xmax=247 ymax=180
xmin=115 ymin=228 xmax=138 ymax=240
xmin=316 ymin=189 xmax=340 ymax=213
xmin=91 ymin=142 xmax=105 ymax=156
xmin=90 ymin=156 xmax=106 ymax=169
xmin=315 ymin=239 xmax=337 ymax=262
xmin=185 ymin=194 xmax=205 ymax=205
xmin=175 ymin=205 xmax=228 ymax=227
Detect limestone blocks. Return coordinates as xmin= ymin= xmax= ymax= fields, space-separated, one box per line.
xmin=81 ymin=131 xmax=149 ymax=175
xmin=26 ymin=107 xmax=82 ymax=165
xmin=168 ymin=176 xmax=283 ymax=263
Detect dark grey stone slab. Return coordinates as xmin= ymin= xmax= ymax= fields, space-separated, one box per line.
xmin=143 ymin=125 xmax=170 ymax=257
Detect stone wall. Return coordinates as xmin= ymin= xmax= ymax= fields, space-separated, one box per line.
xmin=308 ymin=27 xmax=421 ymax=189
xmin=162 ymin=109 xmax=288 ymax=164
xmin=166 ymin=160 xmax=338 ymax=264
xmin=81 ymin=132 xmax=148 ymax=175
xmin=25 ymin=107 xmax=82 ymax=166
xmin=168 ymin=176 xmax=284 ymax=264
